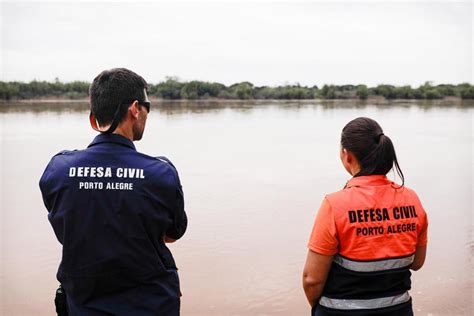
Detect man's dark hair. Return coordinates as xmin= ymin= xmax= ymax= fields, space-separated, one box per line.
xmin=89 ymin=68 xmax=148 ymax=126
xmin=341 ymin=117 xmax=404 ymax=186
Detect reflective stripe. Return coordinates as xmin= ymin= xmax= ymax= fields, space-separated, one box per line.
xmin=319 ymin=292 xmax=411 ymax=310
xmin=333 ymin=254 xmax=414 ymax=272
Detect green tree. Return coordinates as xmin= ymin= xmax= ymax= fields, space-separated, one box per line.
xmin=151 ymin=77 xmax=183 ymax=99
xmin=320 ymin=85 xmax=336 ymax=99
xmin=230 ymin=82 xmax=253 ymax=99
xmin=356 ymin=85 xmax=368 ymax=99
xmin=436 ymin=84 xmax=456 ymax=97
xmin=0 ymin=82 xmax=20 ymax=100
xmin=373 ymin=85 xmax=397 ymax=99
xmin=424 ymin=89 xmax=442 ymax=99
xmin=460 ymin=85 xmax=474 ymax=99
xmin=180 ymin=81 xmax=200 ymax=99
xmin=394 ymin=86 xmax=414 ymax=99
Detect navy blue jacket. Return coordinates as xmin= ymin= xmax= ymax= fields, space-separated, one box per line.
xmin=39 ymin=133 xmax=187 ymax=312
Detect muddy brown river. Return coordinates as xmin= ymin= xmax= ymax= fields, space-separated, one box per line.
xmin=1 ymin=100 xmax=472 ymax=315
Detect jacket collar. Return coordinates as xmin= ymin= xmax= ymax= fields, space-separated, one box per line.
xmin=345 ymin=175 xmax=392 ymax=189
xmin=88 ymin=133 xmax=136 ymax=150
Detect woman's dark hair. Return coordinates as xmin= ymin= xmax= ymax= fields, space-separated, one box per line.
xmin=341 ymin=117 xmax=404 ymax=186
xmin=89 ymin=68 xmax=148 ymax=126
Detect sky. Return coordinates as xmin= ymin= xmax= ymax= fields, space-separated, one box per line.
xmin=1 ymin=0 xmax=472 ymax=87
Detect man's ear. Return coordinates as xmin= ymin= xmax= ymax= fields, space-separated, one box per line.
xmin=129 ymin=101 xmax=140 ymax=119
xmin=89 ymin=112 xmax=101 ymax=132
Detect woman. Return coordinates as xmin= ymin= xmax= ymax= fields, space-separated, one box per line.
xmin=303 ymin=117 xmax=428 ymax=316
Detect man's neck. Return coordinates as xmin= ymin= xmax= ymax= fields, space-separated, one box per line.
xmin=113 ymin=126 xmax=134 ymax=141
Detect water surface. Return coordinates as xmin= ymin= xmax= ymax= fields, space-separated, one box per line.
xmin=1 ymin=100 xmax=472 ymax=315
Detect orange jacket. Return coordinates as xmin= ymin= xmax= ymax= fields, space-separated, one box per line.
xmin=309 ymin=175 xmax=428 ymax=260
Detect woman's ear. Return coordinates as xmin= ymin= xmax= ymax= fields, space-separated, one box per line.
xmin=340 ymin=147 xmax=349 ymax=163
xmin=340 ymin=148 xmax=359 ymax=176
xmin=345 ymin=149 xmax=353 ymax=164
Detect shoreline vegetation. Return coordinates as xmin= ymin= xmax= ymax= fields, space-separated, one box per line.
xmin=1 ymin=79 xmax=473 ymax=102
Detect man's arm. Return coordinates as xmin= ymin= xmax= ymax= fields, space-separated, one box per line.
xmin=163 ymin=160 xmax=187 ymax=241
xmin=155 ymin=156 xmax=188 ymax=242
xmin=303 ymin=250 xmax=333 ymax=307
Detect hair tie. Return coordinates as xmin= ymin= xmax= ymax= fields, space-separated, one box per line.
xmin=375 ymin=132 xmax=384 ymax=142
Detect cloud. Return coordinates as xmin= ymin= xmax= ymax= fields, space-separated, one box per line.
xmin=1 ymin=1 xmax=472 ymax=86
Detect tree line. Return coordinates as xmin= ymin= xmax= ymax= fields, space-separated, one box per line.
xmin=1 ymin=78 xmax=473 ymax=100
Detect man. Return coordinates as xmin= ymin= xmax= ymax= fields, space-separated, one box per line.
xmin=39 ymin=68 xmax=187 ymax=315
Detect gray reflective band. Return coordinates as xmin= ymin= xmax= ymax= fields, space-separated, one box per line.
xmin=319 ymin=292 xmax=411 ymax=310
xmin=333 ymin=254 xmax=414 ymax=272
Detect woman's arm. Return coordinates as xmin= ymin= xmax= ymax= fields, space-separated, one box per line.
xmin=410 ymin=245 xmax=427 ymax=271
xmin=302 ymin=250 xmax=334 ymax=307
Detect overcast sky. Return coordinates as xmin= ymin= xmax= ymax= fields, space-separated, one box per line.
xmin=1 ymin=0 xmax=472 ymax=86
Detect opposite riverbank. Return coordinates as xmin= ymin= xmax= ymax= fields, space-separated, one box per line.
xmin=1 ymin=80 xmax=473 ymax=101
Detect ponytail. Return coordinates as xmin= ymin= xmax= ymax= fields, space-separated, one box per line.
xmin=341 ymin=117 xmax=404 ymax=186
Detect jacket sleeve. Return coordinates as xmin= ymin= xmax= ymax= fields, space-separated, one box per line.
xmin=166 ymin=177 xmax=187 ymax=240
xmin=39 ymin=158 xmax=55 ymax=211
xmin=307 ymin=197 xmax=339 ymax=255
xmin=39 ymin=152 xmax=66 ymax=212
xmin=158 ymin=156 xmax=188 ymax=240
